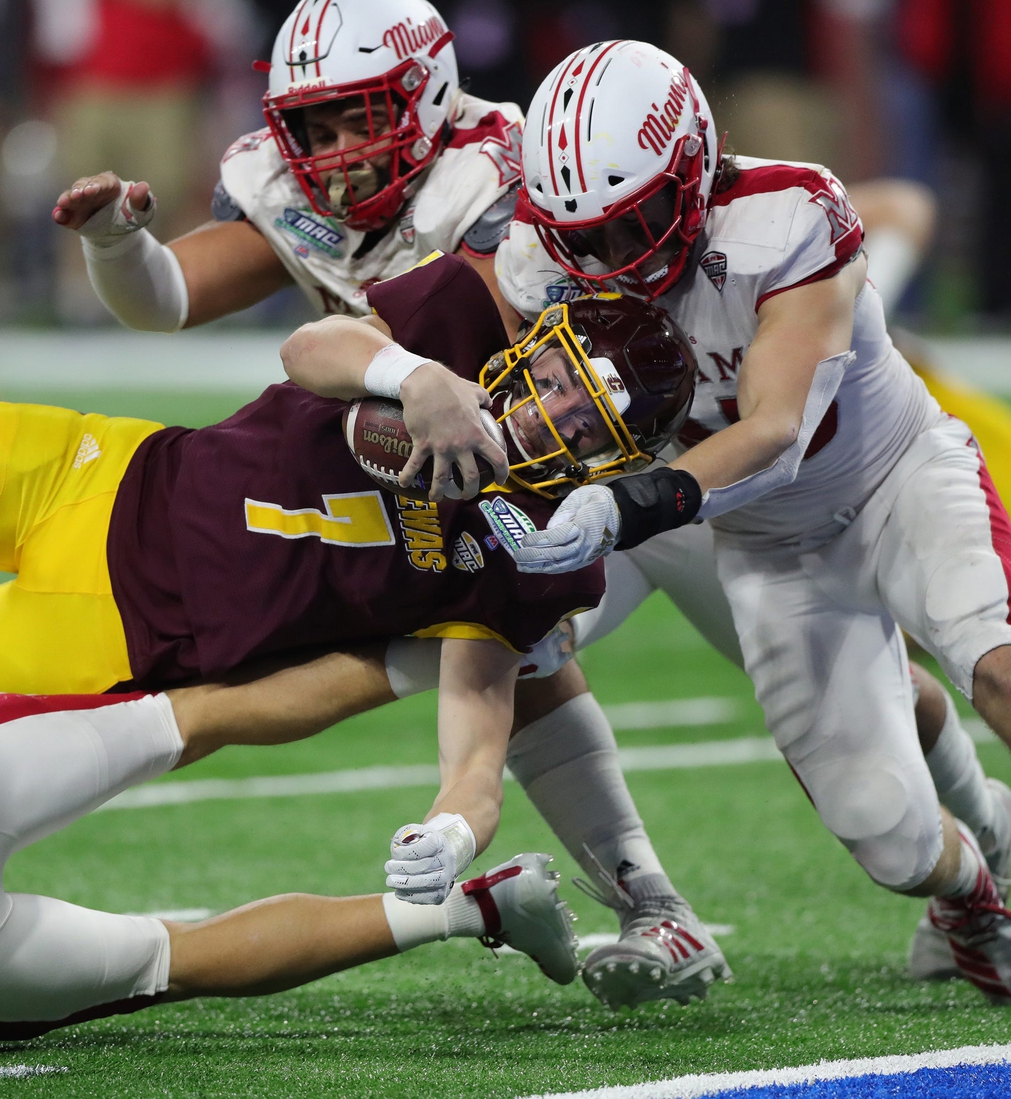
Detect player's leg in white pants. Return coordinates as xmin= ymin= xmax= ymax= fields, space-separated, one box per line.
xmin=0 ymin=693 xmax=183 ymax=1032
xmin=717 ymin=538 xmax=947 ymax=892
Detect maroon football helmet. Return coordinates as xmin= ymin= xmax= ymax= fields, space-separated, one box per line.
xmin=480 ymin=294 xmax=697 ymax=497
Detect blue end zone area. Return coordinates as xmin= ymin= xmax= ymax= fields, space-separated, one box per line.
xmin=717 ymin=1063 xmax=1011 ymax=1099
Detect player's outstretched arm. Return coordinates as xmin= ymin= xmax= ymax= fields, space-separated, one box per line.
xmin=282 ymin=317 xmax=509 ymax=499
xmin=385 ymin=638 xmax=520 ymax=904
xmin=52 ymin=171 xmax=291 ymax=331
xmin=513 ymin=256 xmax=867 ymax=575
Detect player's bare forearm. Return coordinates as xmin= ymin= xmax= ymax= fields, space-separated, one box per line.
xmin=668 ymin=257 xmax=864 ymax=494
xmin=280 ymin=313 xmax=395 ymax=398
xmin=428 ymin=638 xmax=520 ymax=851
xmin=169 ymin=221 xmax=294 ymax=327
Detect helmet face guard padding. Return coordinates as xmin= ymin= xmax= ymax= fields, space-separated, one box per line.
xmin=530 ymin=70 xmax=715 ymax=301
xmin=480 ymin=295 xmax=697 ymax=498
xmin=264 ymin=53 xmax=450 ymax=230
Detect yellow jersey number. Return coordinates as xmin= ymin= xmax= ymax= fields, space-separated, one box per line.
xmin=244 ymin=490 xmax=396 ymax=548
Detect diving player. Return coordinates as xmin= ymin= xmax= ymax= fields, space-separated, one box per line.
xmin=498 ymin=41 xmax=1011 ymax=1006
xmin=0 ymin=255 xmax=717 ymax=1030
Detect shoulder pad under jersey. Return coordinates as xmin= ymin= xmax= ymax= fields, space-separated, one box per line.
xmin=462 ymin=182 xmax=520 ymax=255
xmin=211 ymin=179 xmax=247 ymax=223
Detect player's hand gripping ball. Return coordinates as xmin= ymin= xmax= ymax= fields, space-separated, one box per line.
xmin=343 ymin=398 xmax=505 ymax=502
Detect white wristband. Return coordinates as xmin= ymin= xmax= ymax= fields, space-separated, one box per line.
xmin=426 ymin=811 xmax=476 ymax=875
xmin=364 ymin=343 xmax=431 ymax=400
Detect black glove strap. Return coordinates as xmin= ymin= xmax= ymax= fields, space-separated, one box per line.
xmin=612 ymin=467 xmax=703 ymax=550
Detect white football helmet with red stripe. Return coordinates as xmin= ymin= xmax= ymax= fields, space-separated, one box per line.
xmin=521 ymin=40 xmax=719 ymax=300
xmin=263 ymin=0 xmax=458 ymax=230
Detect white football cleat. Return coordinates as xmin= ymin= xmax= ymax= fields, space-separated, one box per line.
xmin=909 ymin=779 xmax=1011 ymax=981
xmin=928 ymin=829 xmax=1011 ymax=1003
xmin=461 ymin=853 xmax=578 ymax=985
xmin=582 ymin=897 xmax=732 ymax=1010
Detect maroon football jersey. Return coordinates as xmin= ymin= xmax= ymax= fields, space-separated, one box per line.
xmin=107 ymin=254 xmax=603 ymax=687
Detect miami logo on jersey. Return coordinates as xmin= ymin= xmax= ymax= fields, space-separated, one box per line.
xmin=275 ymin=208 xmax=346 ymax=259
xmin=808 ymin=177 xmax=861 ymax=246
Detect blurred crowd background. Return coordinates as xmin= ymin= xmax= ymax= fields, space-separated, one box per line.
xmin=0 ymin=0 xmax=1008 ymax=331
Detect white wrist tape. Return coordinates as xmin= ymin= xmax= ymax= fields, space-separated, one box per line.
xmin=426 ymin=812 xmax=476 ymax=875
xmin=79 ymin=179 xmax=157 ymax=245
xmin=364 ymin=343 xmax=431 ymax=400
xmin=83 ymin=229 xmax=189 ymax=332
xmin=697 ymin=351 xmax=854 ymax=521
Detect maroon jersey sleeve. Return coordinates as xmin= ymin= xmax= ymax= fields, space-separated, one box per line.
xmin=366 ymin=252 xmax=508 ymax=384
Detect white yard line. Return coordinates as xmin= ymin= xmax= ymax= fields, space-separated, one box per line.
xmin=0 ymin=1065 xmax=67 ymax=1077
xmin=93 ymin=698 xmax=997 ymax=814
xmin=98 ymin=736 xmax=780 ymax=812
xmin=603 ymin=698 xmax=743 ymax=729
xmin=516 ymin=1042 xmax=1011 ymax=1099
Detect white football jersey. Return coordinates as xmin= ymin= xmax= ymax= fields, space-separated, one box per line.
xmin=497 ymin=156 xmax=942 ymax=548
xmin=219 ymin=92 xmax=523 ymax=317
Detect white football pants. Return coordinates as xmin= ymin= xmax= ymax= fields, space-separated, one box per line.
xmin=0 ymin=693 xmax=182 ymax=1031
xmin=716 ymin=419 xmax=1011 ymax=889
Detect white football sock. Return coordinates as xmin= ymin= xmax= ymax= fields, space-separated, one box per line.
xmin=938 ymin=826 xmax=986 ymax=898
xmin=0 ymin=894 xmax=169 ymax=1024
xmin=381 ymin=885 xmax=484 ymax=951
xmin=506 ymin=693 xmax=677 ymax=907
xmin=864 ymin=227 xmax=920 ymax=316
xmin=925 ymin=691 xmax=999 ymax=855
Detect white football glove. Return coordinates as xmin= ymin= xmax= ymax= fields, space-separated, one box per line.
xmin=385 ymin=812 xmax=476 ymax=905
xmin=79 ymin=179 xmax=157 ymax=246
xmin=512 ymin=484 xmax=620 ymax=575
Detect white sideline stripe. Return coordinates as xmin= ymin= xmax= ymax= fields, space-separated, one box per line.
xmin=602 ymin=698 xmax=743 ymax=729
xmin=516 ymin=1042 xmax=1011 ymax=1099
xmin=97 ymin=737 xmax=780 ymax=811
xmin=0 ymin=1066 xmax=67 ymax=1077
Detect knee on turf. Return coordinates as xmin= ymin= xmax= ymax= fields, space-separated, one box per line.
xmin=0 ymin=892 xmax=169 ymax=1025
xmin=803 ymin=753 xmax=943 ymax=892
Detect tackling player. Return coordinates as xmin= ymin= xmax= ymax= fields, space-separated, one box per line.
xmin=0 ymin=255 xmax=716 ymax=1030
xmin=50 ymin=0 xmax=522 ymax=485
xmin=497 ymin=41 xmax=1011 ymax=1006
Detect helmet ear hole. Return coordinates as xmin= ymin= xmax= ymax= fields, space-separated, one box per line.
xmin=607 ymin=175 xmax=625 ymax=187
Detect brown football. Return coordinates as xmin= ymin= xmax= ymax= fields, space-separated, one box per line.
xmin=343 ymin=397 xmax=505 ymax=502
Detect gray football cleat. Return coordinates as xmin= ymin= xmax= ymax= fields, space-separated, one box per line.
xmin=462 ymin=853 xmax=579 ymax=984
xmin=582 ymin=896 xmax=732 ymax=1010
xmin=908 ymin=779 xmax=1011 ymax=981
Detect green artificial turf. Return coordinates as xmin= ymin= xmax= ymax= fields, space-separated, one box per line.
xmin=3 ymin=388 xmax=1011 ymax=1096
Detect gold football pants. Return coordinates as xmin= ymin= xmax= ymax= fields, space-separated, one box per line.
xmin=0 ymin=403 xmax=161 ymax=694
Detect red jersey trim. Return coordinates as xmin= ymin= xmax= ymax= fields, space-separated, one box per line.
xmin=710 ymin=163 xmax=830 ymax=207
xmin=755 ymin=248 xmax=863 ymax=311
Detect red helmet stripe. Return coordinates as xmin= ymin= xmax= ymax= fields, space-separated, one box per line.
xmin=573 ymin=40 xmax=621 ymax=193
xmin=546 ymin=49 xmax=585 ymax=200
xmin=430 ymin=29 xmax=454 ymax=57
